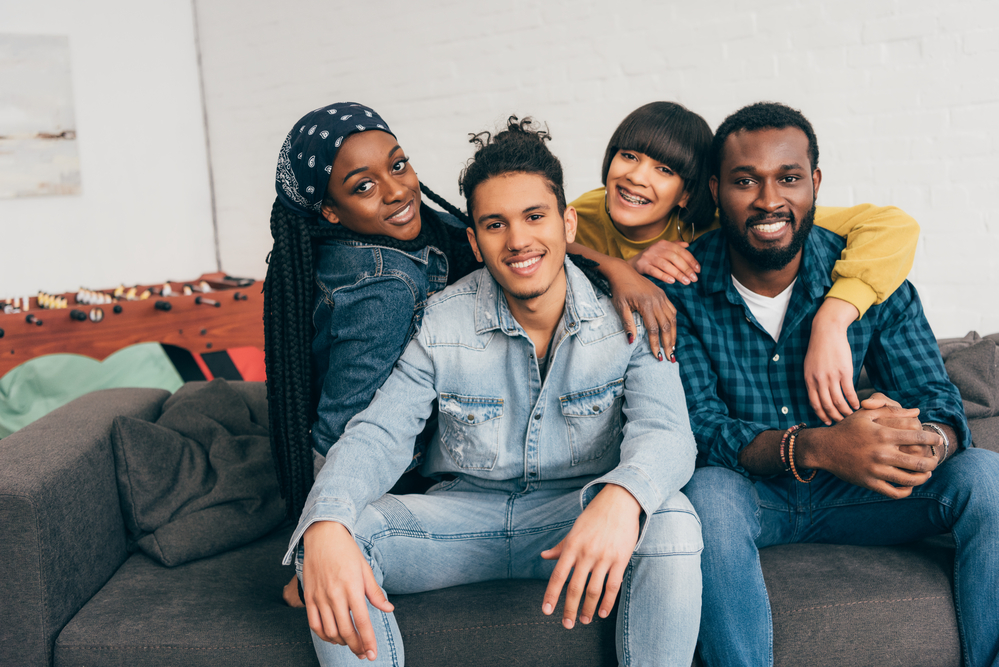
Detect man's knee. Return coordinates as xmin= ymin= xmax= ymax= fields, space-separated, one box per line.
xmin=635 ymin=492 xmax=703 ymax=557
xmin=682 ymin=466 xmax=760 ymax=538
xmin=939 ymin=447 xmax=999 ymax=515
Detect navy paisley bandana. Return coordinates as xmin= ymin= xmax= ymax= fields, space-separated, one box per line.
xmin=275 ymin=102 xmax=394 ymax=216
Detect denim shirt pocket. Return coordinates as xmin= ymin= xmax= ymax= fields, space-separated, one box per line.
xmin=438 ymin=393 xmax=504 ymax=470
xmin=560 ymin=378 xmax=625 ymax=466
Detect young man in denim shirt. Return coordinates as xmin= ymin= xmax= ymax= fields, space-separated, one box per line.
xmin=283 ymin=119 xmax=703 ymax=667
xmin=664 ymin=102 xmax=999 ymax=667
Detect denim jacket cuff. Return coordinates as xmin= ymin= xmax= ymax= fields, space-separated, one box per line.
xmin=581 ymin=465 xmax=661 ymax=548
xmin=282 ymin=498 xmax=357 ymax=565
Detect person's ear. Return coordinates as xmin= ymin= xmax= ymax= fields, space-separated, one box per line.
xmin=563 ymin=206 xmax=578 ymax=244
xmin=466 ymin=226 xmax=483 ymax=263
xmin=679 ymin=190 xmax=691 ymax=210
xmin=320 ymin=203 xmax=340 ymax=225
xmin=709 ymin=176 xmax=719 ymax=206
xmin=811 ymin=168 xmax=822 ymax=201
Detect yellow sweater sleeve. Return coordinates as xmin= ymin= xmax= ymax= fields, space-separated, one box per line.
xmin=813 ymin=204 xmax=919 ymax=318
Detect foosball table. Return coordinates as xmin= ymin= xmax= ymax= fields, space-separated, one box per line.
xmin=0 ymin=272 xmax=264 ymax=379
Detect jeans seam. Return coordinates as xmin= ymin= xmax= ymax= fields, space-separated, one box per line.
xmin=382 ymin=606 xmax=400 ymax=667
xmin=620 ymin=561 xmax=633 ymax=667
xmin=951 ymin=528 xmax=972 ymax=667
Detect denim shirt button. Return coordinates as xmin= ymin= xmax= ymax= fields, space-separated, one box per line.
xmin=467 ymin=414 xmax=475 ymax=422
xmin=534 ymin=412 xmax=542 ymax=420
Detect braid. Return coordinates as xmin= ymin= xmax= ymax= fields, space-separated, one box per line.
xmin=419 ymin=182 xmax=470 ymax=226
xmin=567 ymin=254 xmax=612 ymax=298
xmin=265 ymin=200 xmax=319 ymax=520
xmin=265 ymin=189 xmax=479 ymax=521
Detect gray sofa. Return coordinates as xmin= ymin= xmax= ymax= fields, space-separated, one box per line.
xmin=2 ymin=332 xmax=997 ymax=667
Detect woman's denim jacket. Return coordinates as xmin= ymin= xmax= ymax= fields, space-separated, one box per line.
xmin=285 ymin=259 xmax=696 ymax=563
xmin=309 ymin=212 xmax=459 ymax=458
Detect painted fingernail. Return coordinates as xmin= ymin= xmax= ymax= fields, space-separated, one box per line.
xmin=543 ymin=603 xmax=553 ymax=614
xmin=627 ymin=333 xmax=634 ymax=345
xmin=563 ymin=618 xmax=574 ymax=629
xmin=669 ymin=353 xmax=676 ymax=363
xmin=657 ymin=351 xmax=664 ymax=362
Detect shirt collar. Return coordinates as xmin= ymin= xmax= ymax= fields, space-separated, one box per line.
xmin=697 ymin=227 xmax=832 ymax=302
xmin=473 ymin=256 xmax=605 ymax=335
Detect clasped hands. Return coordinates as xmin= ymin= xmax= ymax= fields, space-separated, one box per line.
xmin=798 ymin=392 xmax=945 ymax=499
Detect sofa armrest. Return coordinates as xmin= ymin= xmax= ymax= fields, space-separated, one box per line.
xmin=0 ymin=387 xmax=170 ymax=667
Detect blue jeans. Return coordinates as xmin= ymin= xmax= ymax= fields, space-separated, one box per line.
xmin=684 ymin=447 xmax=999 ymax=667
xmin=298 ymin=478 xmax=703 ymax=666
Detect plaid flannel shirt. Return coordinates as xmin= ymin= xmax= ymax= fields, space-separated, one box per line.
xmin=662 ymin=227 xmax=971 ymax=478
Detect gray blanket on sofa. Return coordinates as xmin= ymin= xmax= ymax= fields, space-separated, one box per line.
xmin=110 ymin=378 xmax=285 ymax=566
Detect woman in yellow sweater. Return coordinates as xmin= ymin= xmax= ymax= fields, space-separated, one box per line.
xmin=568 ymin=102 xmax=920 ymax=425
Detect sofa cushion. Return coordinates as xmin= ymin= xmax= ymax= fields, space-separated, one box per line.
xmin=110 ymin=378 xmax=284 ymax=566
xmin=53 ymin=526 xmax=618 ymax=667
xmin=970 ymin=415 xmax=999 ymax=453
xmin=763 ymin=537 xmax=959 ymax=667
xmin=944 ymin=338 xmax=999 ymax=420
xmin=54 ymin=527 xmax=318 ymax=667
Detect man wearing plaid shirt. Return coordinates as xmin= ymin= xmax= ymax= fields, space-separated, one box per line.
xmin=664 ymin=102 xmax=999 ymax=667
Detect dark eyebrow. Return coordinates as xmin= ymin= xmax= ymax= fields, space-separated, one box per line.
xmin=342 ymin=166 xmax=368 ymax=184
xmin=341 ymin=145 xmax=404 ymax=184
xmin=729 ymin=163 xmax=806 ymax=174
xmin=476 ymin=202 xmax=550 ymax=226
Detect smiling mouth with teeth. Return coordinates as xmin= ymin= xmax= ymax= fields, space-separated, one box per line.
xmin=618 ymin=188 xmax=650 ymax=205
xmin=752 ymin=220 xmax=788 ymax=233
xmin=509 ymin=256 xmax=541 ymax=269
xmin=387 ymin=202 xmax=412 ymax=220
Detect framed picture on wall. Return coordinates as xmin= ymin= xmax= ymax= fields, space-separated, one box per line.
xmin=0 ymin=33 xmax=80 ymax=199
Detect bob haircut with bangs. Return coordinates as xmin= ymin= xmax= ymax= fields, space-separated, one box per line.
xmin=600 ymin=101 xmax=715 ymax=228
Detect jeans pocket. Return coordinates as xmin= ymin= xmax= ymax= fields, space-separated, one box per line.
xmin=439 ymin=393 xmax=503 ymax=470
xmin=560 ymin=378 xmax=625 ymax=466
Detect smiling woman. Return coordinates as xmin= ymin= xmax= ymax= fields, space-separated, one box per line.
xmin=319 ymin=130 xmax=423 ymax=240
xmin=265 ymin=102 xmax=481 ymax=527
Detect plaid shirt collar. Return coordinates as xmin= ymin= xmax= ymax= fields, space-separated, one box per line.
xmin=697 ymin=226 xmax=832 ymax=304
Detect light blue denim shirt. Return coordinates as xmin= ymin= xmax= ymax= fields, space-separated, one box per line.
xmin=284 ymin=258 xmax=696 ymax=564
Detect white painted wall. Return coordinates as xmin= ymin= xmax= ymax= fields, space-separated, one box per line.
xmin=0 ymin=1 xmax=216 ymax=297
xmin=194 ymin=0 xmax=999 ymax=338
xmin=3 ymin=1 xmax=995 ymax=337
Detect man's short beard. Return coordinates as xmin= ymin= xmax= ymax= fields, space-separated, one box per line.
xmin=720 ymin=203 xmax=816 ymax=272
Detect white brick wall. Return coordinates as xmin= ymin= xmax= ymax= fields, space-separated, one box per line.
xmin=0 ymin=1 xmax=216 ymax=297
xmin=196 ymin=0 xmax=998 ymax=337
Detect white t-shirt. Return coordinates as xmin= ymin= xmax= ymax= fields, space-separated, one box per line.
xmin=731 ymin=275 xmax=797 ymax=342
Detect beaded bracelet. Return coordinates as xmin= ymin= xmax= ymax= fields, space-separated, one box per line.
xmin=923 ymin=423 xmax=950 ymax=462
xmin=788 ymin=430 xmax=816 ymax=483
xmin=779 ymin=423 xmax=807 ymax=473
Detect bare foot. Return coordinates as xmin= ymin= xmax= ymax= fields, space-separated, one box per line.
xmin=282 ymin=574 xmax=305 ymax=608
